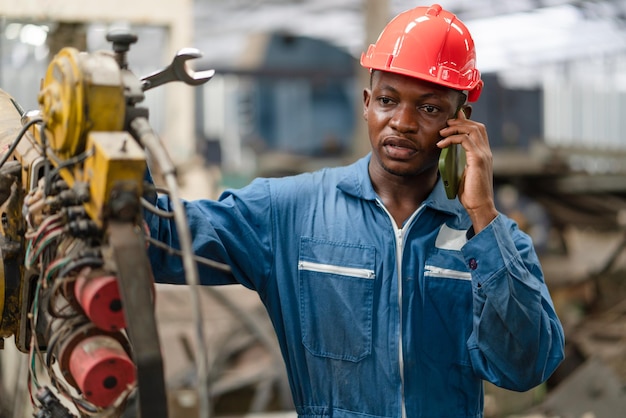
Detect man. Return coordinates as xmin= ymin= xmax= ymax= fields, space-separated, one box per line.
xmin=146 ymin=4 xmax=565 ymax=417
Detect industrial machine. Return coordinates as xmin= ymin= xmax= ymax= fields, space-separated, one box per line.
xmin=0 ymin=31 xmax=214 ymax=418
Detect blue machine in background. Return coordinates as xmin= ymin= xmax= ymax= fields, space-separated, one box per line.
xmin=195 ymin=32 xmax=357 ymax=174
xmin=253 ymin=33 xmax=356 ymax=157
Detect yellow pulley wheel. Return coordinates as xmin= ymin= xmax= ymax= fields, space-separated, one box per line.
xmin=38 ymin=47 xmax=85 ymax=160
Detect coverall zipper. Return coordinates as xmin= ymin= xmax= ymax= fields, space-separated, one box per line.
xmin=424 ymin=265 xmax=472 ymax=280
xmin=376 ymin=200 xmax=423 ymax=418
xmin=298 ymin=261 xmax=376 ymax=279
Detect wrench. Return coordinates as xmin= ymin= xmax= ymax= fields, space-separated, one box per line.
xmin=141 ymin=48 xmax=215 ymax=91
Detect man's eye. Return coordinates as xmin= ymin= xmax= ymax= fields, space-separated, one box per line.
xmin=420 ymin=105 xmax=439 ymax=113
xmin=378 ymin=97 xmax=394 ymax=105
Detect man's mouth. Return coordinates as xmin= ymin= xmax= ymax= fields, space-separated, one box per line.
xmin=383 ymin=138 xmax=417 ymax=160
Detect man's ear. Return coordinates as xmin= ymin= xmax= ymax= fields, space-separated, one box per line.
xmin=363 ymin=88 xmax=371 ymax=120
xmin=461 ymin=104 xmax=472 ymax=119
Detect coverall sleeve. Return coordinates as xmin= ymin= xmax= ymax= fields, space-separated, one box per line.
xmin=461 ymin=214 xmax=565 ymax=392
xmin=144 ymin=178 xmax=275 ymax=293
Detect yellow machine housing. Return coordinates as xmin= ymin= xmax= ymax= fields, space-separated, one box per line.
xmin=82 ymin=131 xmax=146 ymax=224
xmin=0 ymin=31 xmax=206 ymax=417
xmin=0 ymin=46 xmax=139 ymax=347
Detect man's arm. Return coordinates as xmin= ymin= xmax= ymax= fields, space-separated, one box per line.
xmin=462 ymin=214 xmax=565 ymax=391
xmin=143 ymin=178 xmax=275 ymax=291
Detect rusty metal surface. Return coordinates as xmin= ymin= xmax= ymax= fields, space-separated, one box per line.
xmin=154 ymin=284 xmax=293 ymax=417
xmin=533 ymin=357 xmax=626 ymax=418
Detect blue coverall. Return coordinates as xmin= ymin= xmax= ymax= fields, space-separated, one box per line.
xmin=146 ymin=154 xmax=565 ymax=418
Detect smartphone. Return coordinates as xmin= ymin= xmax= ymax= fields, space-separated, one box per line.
xmin=438 ymin=144 xmax=466 ymax=199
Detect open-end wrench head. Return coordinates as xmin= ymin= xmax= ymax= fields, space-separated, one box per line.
xmin=172 ymin=48 xmax=215 ymax=85
xmin=140 ymin=48 xmax=215 ymax=90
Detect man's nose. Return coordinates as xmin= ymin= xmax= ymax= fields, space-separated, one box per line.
xmin=389 ymin=105 xmax=418 ymax=132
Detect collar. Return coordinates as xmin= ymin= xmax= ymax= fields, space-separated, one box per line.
xmin=337 ymin=153 xmax=464 ymax=219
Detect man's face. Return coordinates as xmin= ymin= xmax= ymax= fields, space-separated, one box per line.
xmin=364 ymin=71 xmax=462 ymax=179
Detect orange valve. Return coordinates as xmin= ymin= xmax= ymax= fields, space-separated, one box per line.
xmin=68 ymin=335 xmax=136 ymax=408
xmin=75 ymin=270 xmax=126 ymax=332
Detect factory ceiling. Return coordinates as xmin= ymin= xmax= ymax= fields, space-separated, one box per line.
xmin=193 ymin=0 xmax=626 ymax=79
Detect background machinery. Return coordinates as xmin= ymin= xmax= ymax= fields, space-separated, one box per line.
xmin=0 ymin=31 xmax=214 ymax=418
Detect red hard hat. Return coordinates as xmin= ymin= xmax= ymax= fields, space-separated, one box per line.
xmin=360 ymin=4 xmax=483 ymax=102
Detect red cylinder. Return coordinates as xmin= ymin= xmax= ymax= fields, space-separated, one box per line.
xmin=75 ymin=271 xmax=126 ymax=331
xmin=68 ymin=335 xmax=136 ymax=407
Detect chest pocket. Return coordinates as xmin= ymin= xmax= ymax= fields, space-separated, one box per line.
xmin=299 ymin=237 xmax=376 ymax=362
